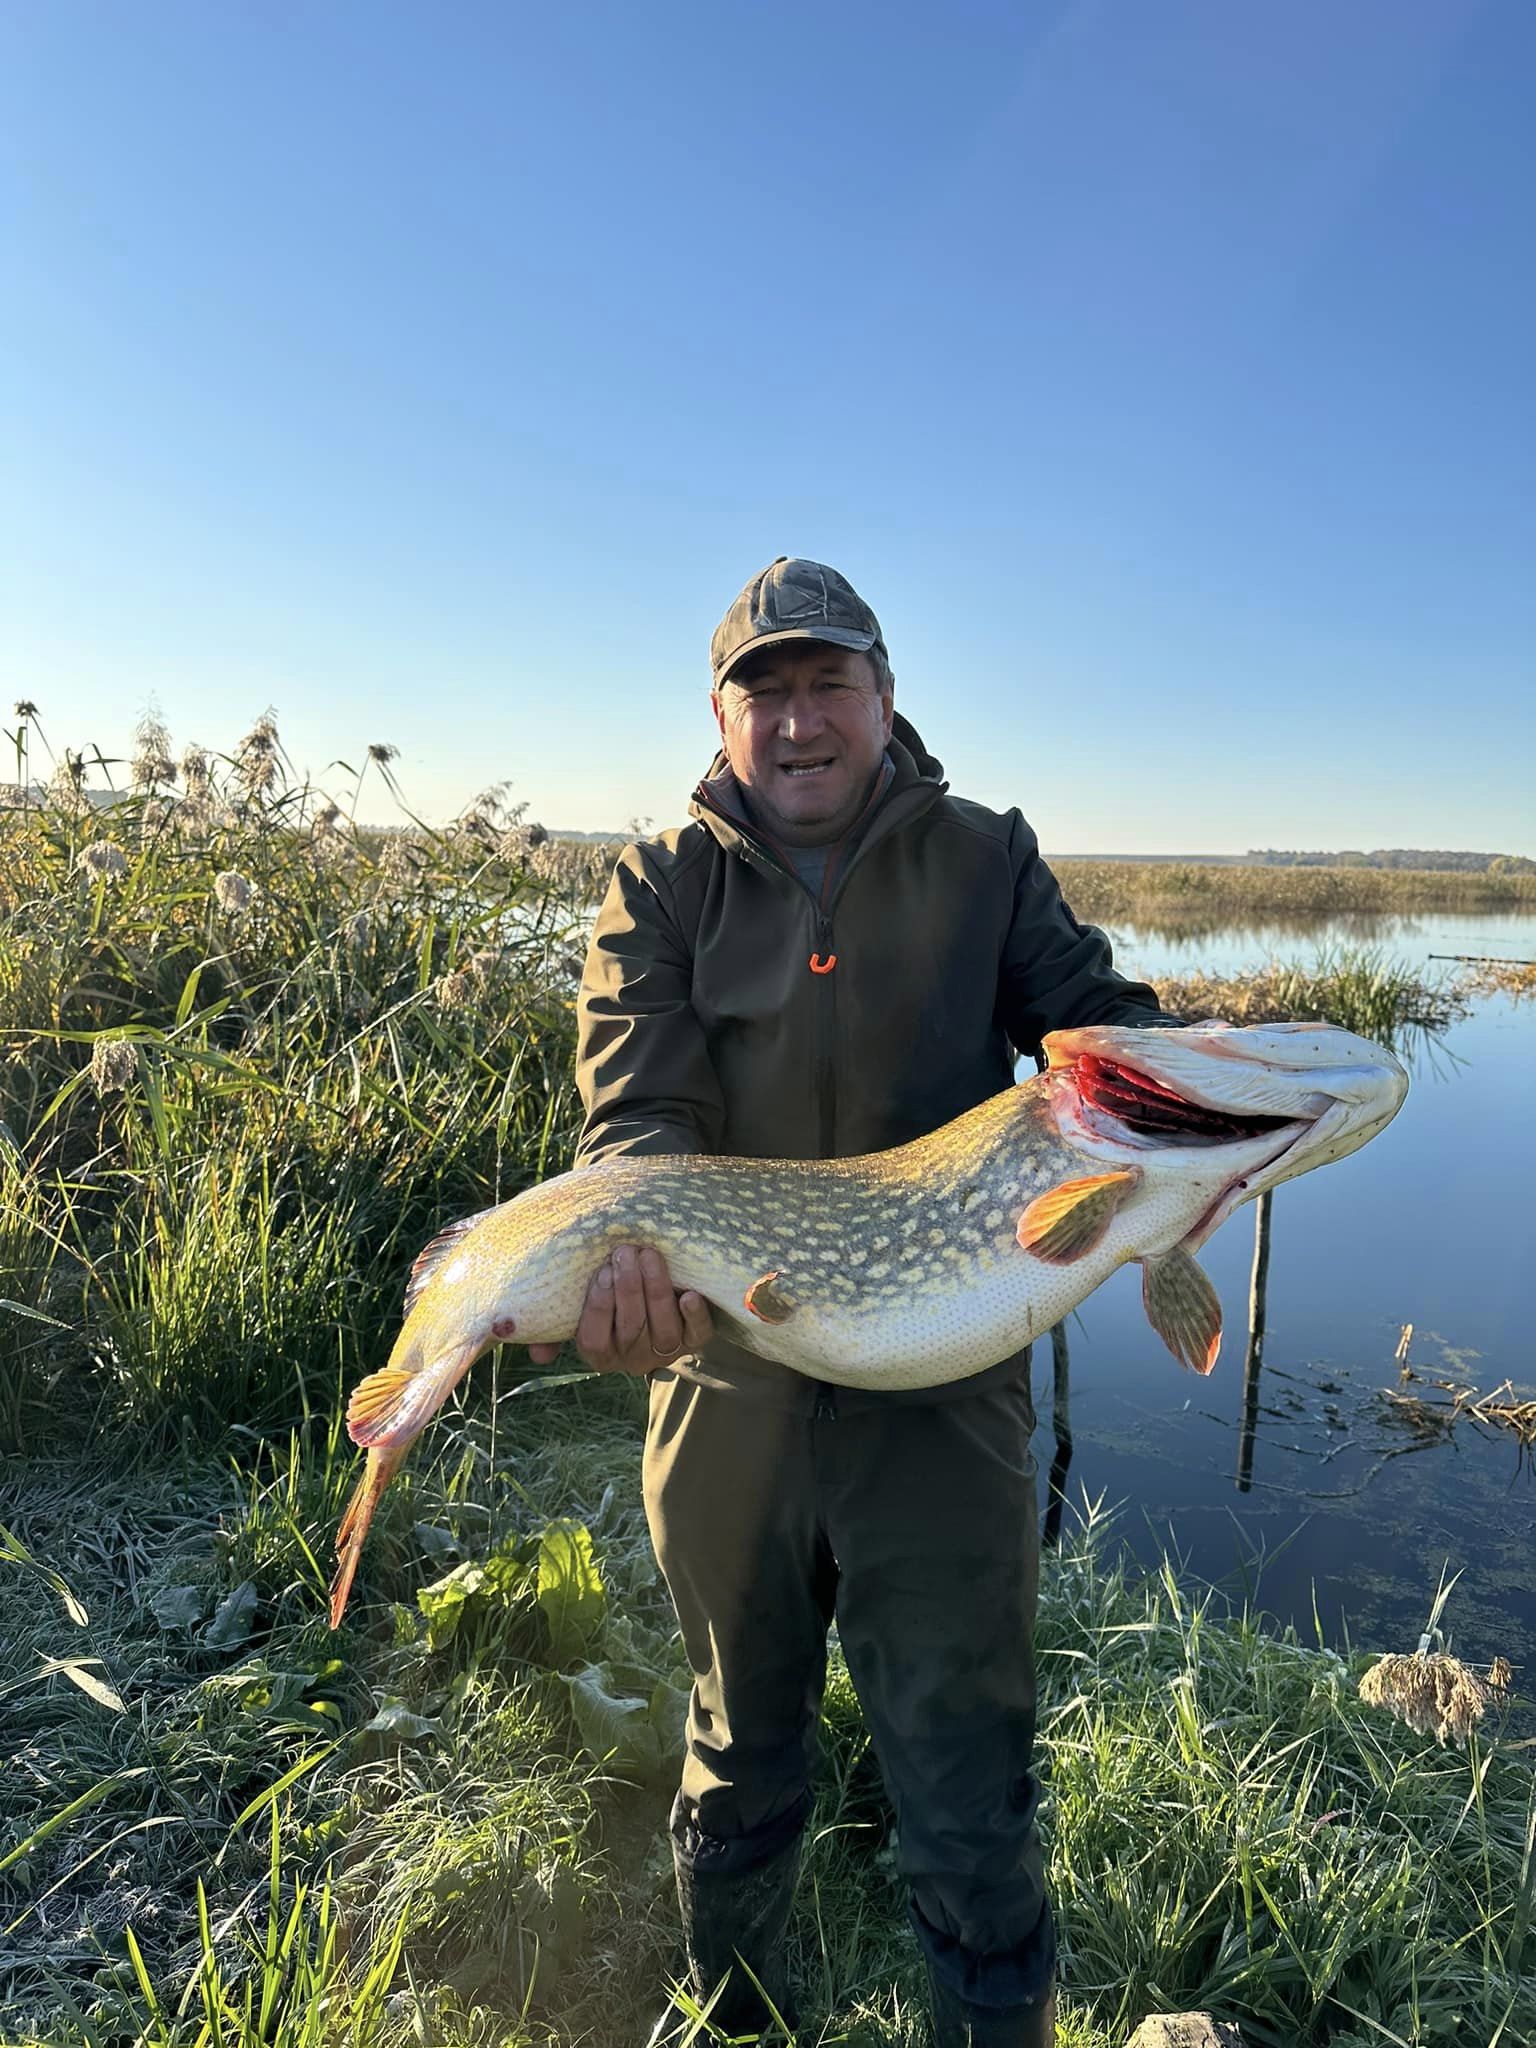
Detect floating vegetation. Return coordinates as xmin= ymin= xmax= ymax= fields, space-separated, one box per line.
xmin=1458 ymin=958 xmax=1536 ymax=1001
xmin=1382 ymin=1376 xmax=1536 ymax=1453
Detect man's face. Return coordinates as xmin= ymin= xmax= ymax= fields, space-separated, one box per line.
xmin=711 ymin=643 xmax=894 ymax=847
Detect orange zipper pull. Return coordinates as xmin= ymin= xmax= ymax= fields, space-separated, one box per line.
xmin=809 ymin=952 xmax=837 ymax=975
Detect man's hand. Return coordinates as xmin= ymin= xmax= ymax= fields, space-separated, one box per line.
xmin=526 ymin=1245 xmax=715 ymax=1376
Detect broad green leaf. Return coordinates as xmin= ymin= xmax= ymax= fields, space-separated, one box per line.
xmin=149 ymin=1584 xmax=206 ymax=1631
xmin=562 ymin=1663 xmax=661 ymax=1780
xmin=203 ymin=1580 xmax=259 ymax=1649
xmin=361 ymin=1700 xmax=444 ymax=1744
xmin=416 ymin=1560 xmax=490 ymax=1650
xmin=536 ymin=1518 xmax=604 ymax=1666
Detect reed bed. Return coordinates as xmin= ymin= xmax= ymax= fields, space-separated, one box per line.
xmin=0 ymin=713 xmax=600 ymax=1446
xmin=1053 ymin=859 xmax=1536 ymax=930
xmin=1146 ymin=947 xmax=1469 ymax=1044
xmin=2 ymin=709 xmax=1532 ymax=2047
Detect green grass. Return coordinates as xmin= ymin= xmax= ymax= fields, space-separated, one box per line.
xmin=4 ymin=1422 xmax=1532 ymax=2047
xmin=2 ymin=712 xmax=1532 ymax=2046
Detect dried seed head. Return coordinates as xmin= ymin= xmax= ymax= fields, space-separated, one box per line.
xmin=313 ymin=802 xmax=341 ymax=833
xmin=1358 ymin=1652 xmax=1494 ymax=1746
xmin=179 ymin=745 xmax=212 ymax=794
xmin=14 ymin=700 xmax=38 ymax=720
xmin=213 ymin=869 xmax=254 ymax=914
xmin=77 ymin=841 xmax=128 ymax=880
xmin=1488 ymin=1656 xmax=1513 ymax=1693
xmin=367 ymin=743 xmax=398 ymax=766
xmin=131 ymin=716 xmax=176 ymax=791
xmin=90 ymin=1037 xmax=139 ymax=1093
xmin=237 ymin=748 xmax=278 ymax=798
xmin=174 ymin=795 xmax=213 ymax=836
xmin=51 ymin=753 xmax=89 ymax=806
xmin=435 ymin=968 xmax=476 ymax=1011
xmin=378 ymin=832 xmax=424 ymax=887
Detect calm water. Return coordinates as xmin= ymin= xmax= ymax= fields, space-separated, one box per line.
xmin=1030 ymin=910 xmax=1536 ymax=1675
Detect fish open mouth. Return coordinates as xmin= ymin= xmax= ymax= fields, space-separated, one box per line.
xmin=1075 ymin=1056 xmax=1296 ymax=1146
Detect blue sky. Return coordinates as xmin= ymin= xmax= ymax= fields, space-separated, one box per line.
xmin=6 ymin=0 xmax=1532 ymax=853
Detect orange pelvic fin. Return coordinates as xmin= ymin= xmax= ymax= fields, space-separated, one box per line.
xmin=1141 ymin=1248 xmax=1223 ymax=1375
xmin=1017 ymin=1169 xmax=1139 ymax=1264
xmin=344 ymin=1366 xmax=422 ymax=1445
xmin=329 ymin=1442 xmax=408 ymax=1629
xmin=744 ymin=1270 xmax=796 ymax=1323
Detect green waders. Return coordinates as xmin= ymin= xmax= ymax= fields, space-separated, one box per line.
xmin=643 ymin=1363 xmax=1056 ymax=2041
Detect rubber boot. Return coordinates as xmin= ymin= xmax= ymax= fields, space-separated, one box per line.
xmin=925 ymin=1963 xmax=1056 ymax=2047
xmin=665 ymin=1829 xmax=801 ymax=2041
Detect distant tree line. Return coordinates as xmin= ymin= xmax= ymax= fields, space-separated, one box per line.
xmin=1248 ymin=849 xmax=1536 ymax=873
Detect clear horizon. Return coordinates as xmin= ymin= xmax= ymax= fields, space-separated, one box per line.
xmin=7 ymin=1 xmax=1533 ymax=856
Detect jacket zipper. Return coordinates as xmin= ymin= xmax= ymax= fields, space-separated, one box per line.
xmin=813 ymin=909 xmax=836 ymax=1157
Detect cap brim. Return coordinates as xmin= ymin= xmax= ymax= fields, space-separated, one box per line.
xmin=714 ymin=625 xmax=876 ymax=684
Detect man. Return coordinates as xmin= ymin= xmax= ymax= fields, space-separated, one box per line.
xmin=551 ymin=559 xmax=1176 ymax=2045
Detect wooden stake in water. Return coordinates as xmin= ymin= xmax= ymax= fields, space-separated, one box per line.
xmin=1236 ymin=1190 xmax=1273 ymax=1493
xmin=1042 ymin=1320 xmax=1074 ymax=1550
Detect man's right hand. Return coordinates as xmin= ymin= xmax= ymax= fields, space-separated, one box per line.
xmin=526 ymin=1244 xmax=715 ymax=1376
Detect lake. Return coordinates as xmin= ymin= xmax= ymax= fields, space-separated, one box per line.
xmin=1032 ymin=908 xmax=1536 ymax=1676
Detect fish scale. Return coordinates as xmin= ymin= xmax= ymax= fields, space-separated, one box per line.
xmin=327 ymin=1021 xmax=1408 ymax=1625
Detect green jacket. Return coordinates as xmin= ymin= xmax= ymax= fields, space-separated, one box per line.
xmin=575 ymin=715 xmax=1172 ymax=1408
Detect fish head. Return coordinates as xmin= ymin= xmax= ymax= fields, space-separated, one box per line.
xmin=1038 ymin=1020 xmax=1409 ymax=1250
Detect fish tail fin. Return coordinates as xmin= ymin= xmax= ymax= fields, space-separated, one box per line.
xmin=329 ymin=1442 xmax=407 ymax=1628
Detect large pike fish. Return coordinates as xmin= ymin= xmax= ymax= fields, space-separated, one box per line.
xmin=329 ymin=1021 xmax=1407 ymax=1625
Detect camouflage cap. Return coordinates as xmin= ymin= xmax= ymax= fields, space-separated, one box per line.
xmin=710 ymin=557 xmax=891 ymax=687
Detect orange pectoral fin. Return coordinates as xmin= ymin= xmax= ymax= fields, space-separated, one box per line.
xmin=329 ymin=1442 xmax=407 ymax=1628
xmin=1017 ymin=1170 xmax=1140 ymax=1264
xmin=1141 ymin=1249 xmax=1223 ymax=1375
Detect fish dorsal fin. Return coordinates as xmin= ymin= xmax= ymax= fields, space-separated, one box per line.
xmin=1017 ymin=1169 xmax=1140 ymax=1264
xmin=404 ymin=1208 xmax=494 ymax=1316
xmin=1141 ymin=1249 xmax=1223 ymax=1375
